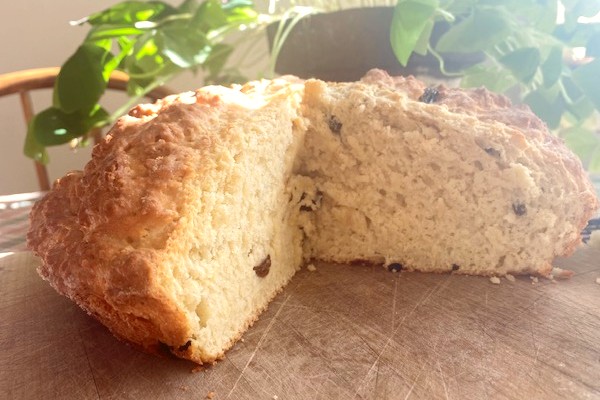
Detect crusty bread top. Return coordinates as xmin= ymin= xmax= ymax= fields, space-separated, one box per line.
xmin=361 ymin=69 xmax=546 ymax=132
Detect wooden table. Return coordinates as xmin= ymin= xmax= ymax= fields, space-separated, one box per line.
xmin=0 ymin=192 xmax=43 ymax=252
xmin=1 ymin=247 xmax=599 ymax=400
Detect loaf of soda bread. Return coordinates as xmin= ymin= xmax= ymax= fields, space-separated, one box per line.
xmin=28 ymin=70 xmax=599 ymax=364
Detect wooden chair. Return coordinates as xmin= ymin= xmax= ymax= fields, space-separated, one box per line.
xmin=0 ymin=67 xmax=173 ymax=191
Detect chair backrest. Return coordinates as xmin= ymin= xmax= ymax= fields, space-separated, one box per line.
xmin=0 ymin=67 xmax=173 ymax=191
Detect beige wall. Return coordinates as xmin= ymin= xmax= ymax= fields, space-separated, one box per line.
xmin=0 ymin=1 xmax=269 ymax=195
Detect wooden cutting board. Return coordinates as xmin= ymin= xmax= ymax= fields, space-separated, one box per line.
xmin=1 ymin=248 xmax=599 ymax=400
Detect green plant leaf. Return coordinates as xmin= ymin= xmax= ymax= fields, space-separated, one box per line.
xmin=390 ymin=0 xmax=439 ymax=66
xmin=222 ymin=1 xmax=257 ymax=23
xmin=562 ymin=74 xmax=585 ymax=103
xmin=562 ymin=0 xmax=600 ymax=33
xmin=561 ymin=0 xmax=600 ymax=17
xmin=126 ymin=69 xmax=153 ymax=96
xmin=553 ymin=20 xmax=600 ymax=46
xmin=413 ymin=19 xmax=435 ymax=56
xmin=587 ymin=31 xmax=600 ymax=57
xmin=191 ymin=0 xmax=228 ymax=32
xmin=104 ymin=38 xmax=136 ymax=80
xmin=53 ymin=43 xmax=113 ymax=113
xmin=31 ymin=108 xmax=84 ymax=146
xmin=499 ymin=47 xmax=540 ymax=84
xmin=222 ymin=0 xmax=254 ymax=10
xmin=86 ymin=25 xmax=145 ymax=41
xmin=533 ymin=0 xmax=558 ymax=32
xmin=524 ymin=85 xmax=564 ymax=129
xmin=460 ymin=65 xmax=516 ymax=93
xmin=178 ymin=0 xmax=199 ymax=13
xmin=156 ymin=24 xmax=210 ymax=68
xmin=123 ymin=33 xmax=173 ymax=95
xmin=126 ymin=60 xmax=178 ymax=96
xmin=204 ymin=43 xmax=234 ymax=77
xmin=566 ymin=96 xmax=595 ymax=121
xmin=571 ymin=58 xmax=600 ymax=110
xmin=31 ymin=106 xmax=109 ymax=147
xmin=24 ymin=124 xmax=49 ymax=164
xmin=25 ymin=0 xmax=266 ymax=163
xmin=541 ymin=46 xmax=563 ymax=87
xmin=560 ymin=126 xmax=600 ymax=164
xmin=87 ymin=1 xmax=174 ymax=25
xmin=435 ymin=8 xmax=511 ymax=53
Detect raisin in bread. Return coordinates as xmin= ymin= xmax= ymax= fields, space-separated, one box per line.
xmin=28 ymin=70 xmax=599 ymax=364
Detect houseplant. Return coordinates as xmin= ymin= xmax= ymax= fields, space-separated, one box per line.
xmin=389 ymin=0 xmax=600 ymax=172
xmin=27 ymin=0 xmax=600 ymax=172
xmin=25 ymin=0 xmax=275 ymax=164
xmin=265 ymin=6 xmax=483 ymax=82
xmin=266 ymin=0 xmax=600 ymax=172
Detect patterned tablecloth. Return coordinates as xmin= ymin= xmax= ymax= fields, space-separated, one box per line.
xmin=1 ymin=191 xmax=599 ymax=253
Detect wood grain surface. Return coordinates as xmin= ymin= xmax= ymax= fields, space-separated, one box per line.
xmin=1 ymin=248 xmax=599 ymax=400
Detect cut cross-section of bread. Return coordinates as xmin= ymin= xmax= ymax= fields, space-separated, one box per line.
xmin=28 ymin=70 xmax=599 ymax=364
xmin=299 ymin=74 xmax=598 ymax=275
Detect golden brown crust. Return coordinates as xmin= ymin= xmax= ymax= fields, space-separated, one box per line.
xmin=361 ymin=69 xmax=546 ymax=133
xmin=28 ymin=79 xmax=304 ymax=364
xmin=28 ymin=91 xmax=228 ymax=361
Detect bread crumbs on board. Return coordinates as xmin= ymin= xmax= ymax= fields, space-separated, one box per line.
xmin=551 ymin=267 xmax=574 ymax=280
xmin=489 ymin=276 xmax=501 ymax=285
xmin=505 ymin=274 xmax=515 ymax=282
xmin=307 ymin=264 xmax=317 ymax=272
xmin=191 ymin=365 xmax=205 ymax=373
xmin=595 ymin=277 xmax=600 ymax=285
xmin=206 ymin=391 xmax=215 ymax=399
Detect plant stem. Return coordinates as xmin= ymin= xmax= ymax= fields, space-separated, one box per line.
xmin=558 ymin=78 xmax=576 ymax=106
xmin=268 ymin=7 xmax=317 ymax=77
xmin=108 ymin=73 xmax=176 ymax=124
xmin=127 ymin=64 xmax=168 ymax=79
xmin=427 ymin=44 xmax=463 ymax=77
